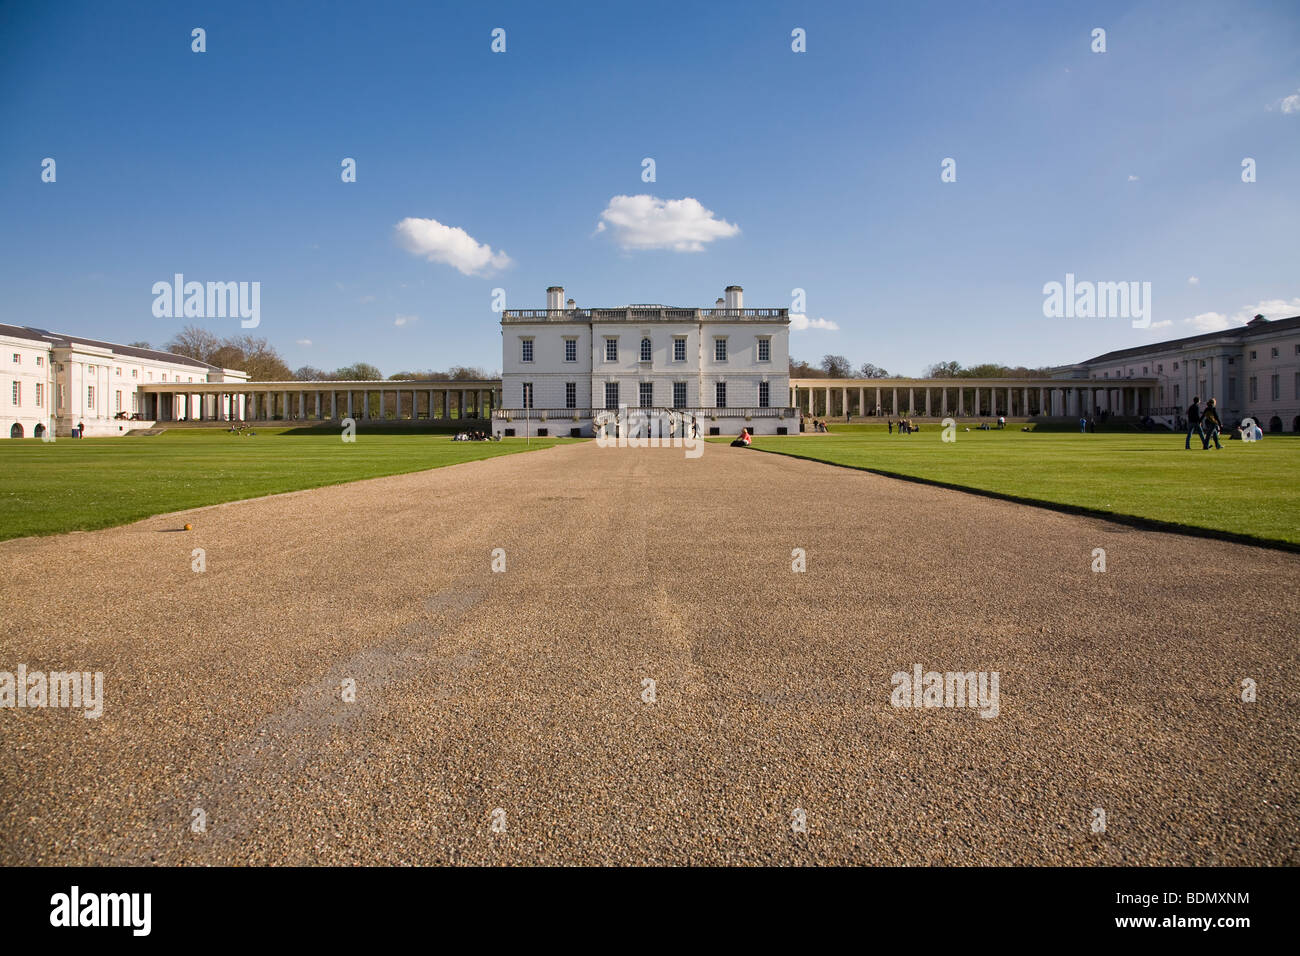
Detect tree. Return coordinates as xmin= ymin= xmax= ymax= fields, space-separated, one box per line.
xmin=218 ymin=335 xmax=294 ymax=380
xmin=127 ymin=340 xmax=153 ymax=350
xmin=788 ymin=357 xmax=826 ymax=378
xmin=165 ymin=326 xmax=222 ymax=363
xmin=294 ymin=366 xmax=332 ymax=381
xmin=820 ymin=354 xmax=852 ymax=378
xmin=333 ymin=362 xmax=383 ymax=381
xmin=858 ymin=362 xmax=890 ymax=378
xmin=924 ymin=361 xmax=963 ymax=378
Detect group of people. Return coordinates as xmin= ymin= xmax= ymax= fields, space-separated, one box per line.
xmin=453 ymin=430 xmax=494 ymax=442
xmin=806 ymin=418 xmax=831 ymax=432
xmin=1184 ymin=397 xmax=1224 ymax=450
xmin=889 ymin=418 xmax=918 ymax=434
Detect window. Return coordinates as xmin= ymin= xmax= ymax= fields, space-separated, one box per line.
xmin=673 ymin=382 xmax=686 ymax=408
xmin=1157 ymin=364 xmax=1162 ymax=373
xmin=604 ymin=382 xmax=619 ymax=410
xmin=162 ymin=374 xmax=167 ymax=382
xmin=639 ymin=337 xmax=652 ymax=362
xmin=1295 ymin=344 xmax=1300 ymax=355
xmin=132 ymin=392 xmax=138 ymax=413
xmin=1174 ymin=384 xmax=1180 ymax=401
xmin=11 ymin=353 xmax=19 ymax=364
xmin=673 ymin=337 xmax=687 ymax=362
xmin=521 ymin=383 xmax=533 ymax=409
xmin=714 ymin=338 xmax=727 ymax=362
xmin=565 ymin=382 xmax=576 ymax=409
xmin=35 ymin=383 xmax=43 ymax=408
xmin=36 ymin=356 xmax=43 ymax=367
xmin=1271 ymin=375 xmax=1280 ymax=401
xmin=639 ymin=382 xmax=653 ymax=407
xmin=1295 ymin=372 xmax=1300 ymax=399
xmin=115 ymin=367 xmax=121 ymax=376
xmin=521 ymin=339 xmax=533 ymax=362
xmin=1198 ymin=360 xmax=1205 ymax=368
xmin=1271 ymin=347 xmax=1279 ymax=358
xmin=132 ymin=369 xmax=138 ymax=379
xmin=1249 ymin=377 xmax=1258 ymax=401
xmin=1250 ymin=351 xmax=1256 ymax=361
xmin=715 ymin=382 xmax=727 ymax=408
xmin=87 ymin=386 xmax=94 ymax=409
xmin=1228 ymin=378 xmax=1236 ymax=401
xmin=757 ymin=338 xmax=771 ymax=362
xmin=759 ymin=381 xmax=770 ymax=407
xmin=11 ymin=382 xmax=19 ymax=405
xmin=1142 ymin=366 xmax=1148 ymax=375
xmin=605 ymin=338 xmax=618 ymax=362
xmin=564 ymin=339 xmax=577 ymax=362
xmin=1173 ymin=362 xmax=1179 ymax=371
xmin=115 ymin=391 xmax=122 ymax=412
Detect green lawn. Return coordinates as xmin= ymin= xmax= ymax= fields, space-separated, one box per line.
xmin=735 ymin=425 xmax=1300 ymax=548
xmin=0 ymin=427 xmax=579 ymax=541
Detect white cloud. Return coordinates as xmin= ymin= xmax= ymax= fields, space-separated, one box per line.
xmin=1281 ymin=90 xmax=1300 ymax=114
xmin=1182 ymin=297 xmax=1300 ymax=333
xmin=1188 ymin=276 xmax=1199 ymax=285
xmin=1127 ymin=174 xmax=1140 ymax=182
xmin=790 ymin=314 xmax=839 ymax=331
xmin=395 ymin=217 xmax=512 ymax=276
xmin=295 ymin=338 xmax=312 ymax=346
xmin=394 ymin=314 xmax=418 ymax=327
xmin=595 ymin=195 xmax=740 ymax=252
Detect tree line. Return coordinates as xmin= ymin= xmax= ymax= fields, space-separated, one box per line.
xmin=150 ymin=325 xmax=492 ymax=382
xmin=792 ymin=354 xmax=1054 ymax=380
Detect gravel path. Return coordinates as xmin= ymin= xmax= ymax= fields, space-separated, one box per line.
xmin=1 ymin=440 xmax=1296 ymax=865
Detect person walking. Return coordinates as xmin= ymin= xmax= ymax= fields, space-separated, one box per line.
xmin=1185 ymin=397 xmax=1204 ymax=450
xmin=888 ymin=419 xmax=893 ymax=435
xmin=1201 ymin=398 xmax=1223 ymax=450
xmin=690 ymin=416 xmax=699 ymax=440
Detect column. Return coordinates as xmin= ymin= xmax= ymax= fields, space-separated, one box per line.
xmin=1006 ymin=387 xmax=1013 ymax=417
xmin=941 ymin=388 xmax=948 ymax=416
xmin=824 ymin=387 xmax=831 ymax=417
xmin=925 ymin=388 xmax=931 ymax=417
xmin=346 ymin=391 xmax=353 ymax=418
xmin=875 ymin=387 xmax=881 ymax=415
xmin=841 ymin=387 xmax=848 ymax=418
xmin=974 ymin=388 xmax=980 ymax=416
xmin=396 ymin=390 xmax=402 ymax=419
xmin=892 ymin=387 xmax=898 ymax=416
xmin=858 ymin=387 xmax=865 ymax=417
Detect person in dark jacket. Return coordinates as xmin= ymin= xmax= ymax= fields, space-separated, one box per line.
xmin=1201 ymin=398 xmax=1223 ymax=450
xmin=1185 ymin=397 xmax=1203 ymax=450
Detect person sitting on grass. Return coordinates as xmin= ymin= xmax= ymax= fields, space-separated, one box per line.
xmin=730 ymin=427 xmax=752 ymax=448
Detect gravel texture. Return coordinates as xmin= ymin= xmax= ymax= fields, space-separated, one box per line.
xmin=0 ymin=440 xmax=1296 ymax=865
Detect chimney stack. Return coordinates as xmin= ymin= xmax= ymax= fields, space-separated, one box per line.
xmin=546 ymin=286 xmax=564 ymax=311
xmin=724 ymin=285 xmax=743 ymax=309
xmin=566 ymin=298 xmax=575 ymax=310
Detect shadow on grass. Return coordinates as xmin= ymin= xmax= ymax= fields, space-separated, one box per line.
xmin=752 ymin=446 xmax=1300 ymax=554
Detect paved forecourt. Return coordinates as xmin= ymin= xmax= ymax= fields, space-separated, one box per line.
xmin=0 ymin=441 xmax=1296 ymax=865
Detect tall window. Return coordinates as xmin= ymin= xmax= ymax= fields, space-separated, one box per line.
xmin=1272 ymin=375 xmax=1280 ymax=401
xmin=1174 ymin=384 xmax=1180 ymax=401
xmin=1228 ymin=378 xmax=1236 ymax=401
xmin=87 ymin=386 xmax=94 ymax=409
xmin=521 ymin=383 xmax=533 ymax=409
xmin=35 ymin=383 xmax=43 ymax=408
xmin=673 ymin=382 xmax=686 ymax=408
xmin=565 ymin=382 xmax=576 ymax=409
xmin=1295 ymin=372 xmax=1300 ymax=399
xmin=714 ymin=338 xmax=727 ymax=362
xmin=521 ymin=339 xmax=533 ymax=363
xmin=715 ymin=382 xmax=727 ymax=408
xmin=564 ymin=339 xmax=577 ymax=362
xmin=1249 ymin=377 xmax=1257 ymax=401
xmin=640 ymin=337 xmax=652 ymax=362
xmin=11 ymin=382 xmax=19 ymax=405
xmin=605 ymin=338 xmax=618 ymax=362
xmin=604 ymin=382 xmax=619 ymax=409
xmin=11 ymin=353 xmax=19 ymax=364
xmin=132 ymin=369 xmax=138 ymax=379
xmin=116 ymin=391 xmax=122 ymax=412
xmin=36 ymin=356 xmax=43 ymax=367
xmin=639 ymin=382 xmax=653 ymax=407
xmin=673 ymin=337 xmax=686 ymax=362
xmin=759 ymin=382 xmax=770 ymax=408
xmin=757 ymin=338 xmax=771 ymax=362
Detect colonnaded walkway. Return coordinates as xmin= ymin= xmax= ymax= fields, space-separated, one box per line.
xmin=1 ymin=441 xmax=1296 ymax=864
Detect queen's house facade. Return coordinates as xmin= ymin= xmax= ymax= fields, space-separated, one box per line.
xmin=494 ymin=285 xmax=797 ymax=438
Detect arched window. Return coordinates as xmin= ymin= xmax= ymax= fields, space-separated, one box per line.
xmin=1269 ymin=415 xmax=1283 ymax=433
xmin=640 ymin=337 xmax=652 ymax=362
xmin=33 ymin=423 xmax=45 ymax=438
xmin=9 ymin=423 xmax=23 ymax=438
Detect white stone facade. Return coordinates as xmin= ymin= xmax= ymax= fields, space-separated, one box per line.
xmin=1 ymin=324 xmax=248 ymax=438
xmin=1054 ymin=314 xmax=1300 ymax=431
xmin=495 ymin=286 xmax=797 ymax=437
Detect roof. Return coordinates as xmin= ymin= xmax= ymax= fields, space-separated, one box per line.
xmin=1080 ymin=315 xmax=1300 ymax=366
xmin=0 ymin=323 xmax=220 ymax=370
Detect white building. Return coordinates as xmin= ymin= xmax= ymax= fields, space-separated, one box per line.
xmin=495 ymin=285 xmax=796 ymax=437
xmin=1053 ymin=313 xmax=1300 ymax=431
xmin=1 ymin=324 xmax=249 ymax=438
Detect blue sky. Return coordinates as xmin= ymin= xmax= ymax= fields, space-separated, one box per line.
xmin=1 ymin=0 xmax=1297 ymax=377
